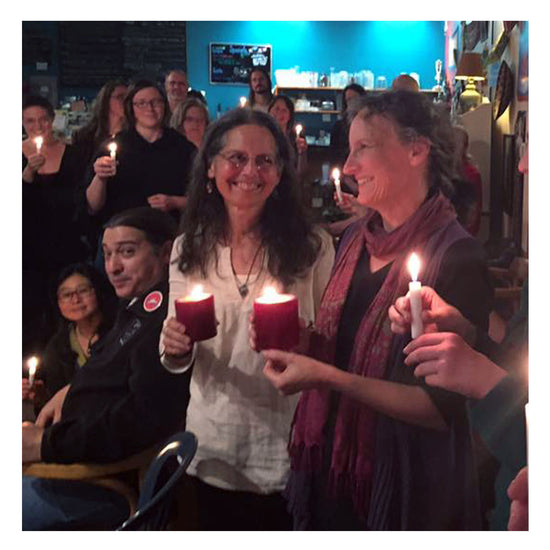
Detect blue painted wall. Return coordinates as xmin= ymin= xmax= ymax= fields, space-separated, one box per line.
xmin=187 ymin=21 xmax=445 ymax=117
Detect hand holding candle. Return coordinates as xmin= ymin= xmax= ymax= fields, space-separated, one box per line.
xmin=332 ymin=168 xmax=343 ymax=204
xmin=407 ymin=252 xmax=423 ymax=339
xmin=175 ymin=285 xmax=217 ymax=342
xmin=253 ymin=286 xmax=299 ymax=351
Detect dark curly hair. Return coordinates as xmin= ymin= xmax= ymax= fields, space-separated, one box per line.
xmin=176 ymin=108 xmax=321 ymax=288
xmin=22 ymin=95 xmax=55 ymax=119
xmin=347 ymin=90 xmax=456 ymax=197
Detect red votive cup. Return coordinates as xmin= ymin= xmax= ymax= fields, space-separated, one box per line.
xmin=175 ymin=286 xmax=217 ymax=342
xmin=253 ymin=288 xmax=299 ymax=351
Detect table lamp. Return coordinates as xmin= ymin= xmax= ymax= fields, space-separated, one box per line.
xmin=455 ymin=52 xmax=485 ymax=112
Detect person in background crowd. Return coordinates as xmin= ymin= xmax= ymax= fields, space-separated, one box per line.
xmin=260 ymin=91 xmax=493 ymax=530
xmin=159 ymin=108 xmax=335 ymax=530
xmin=330 ymin=83 xmax=366 ymax=180
xmin=71 ymin=80 xmax=128 ymax=166
xmin=388 ymin=131 xmax=529 ymax=530
xmin=170 ymin=97 xmax=210 ymax=149
xmin=71 ymin=80 xmax=128 ymax=257
xmin=23 ymin=95 xmax=89 ymax=355
xmin=22 ymin=263 xmax=117 ymax=413
xmin=247 ymin=67 xmax=274 ymax=113
xmin=22 ymin=207 xmax=192 ymax=531
xmin=268 ymin=94 xmax=308 ymax=178
xmin=391 ymin=74 xmax=420 ymax=92
xmin=452 ymin=125 xmax=483 ymax=236
xmin=187 ymin=89 xmax=208 ymax=105
xmin=164 ymin=69 xmax=189 ymax=114
xmin=83 ymin=79 xmax=196 ymax=230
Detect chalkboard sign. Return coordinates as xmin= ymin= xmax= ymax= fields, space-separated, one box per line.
xmin=58 ymin=21 xmax=186 ymax=88
xmin=210 ymin=43 xmax=271 ymax=85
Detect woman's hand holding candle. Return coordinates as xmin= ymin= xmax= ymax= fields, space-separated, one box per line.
xmin=389 ymin=285 xmax=476 ymax=345
xmin=93 ymin=155 xmax=117 ymax=179
xmin=162 ymin=317 xmax=194 ymax=359
xmin=402 ymin=332 xmax=507 ymax=400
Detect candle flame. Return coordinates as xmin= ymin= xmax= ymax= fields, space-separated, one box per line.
xmin=239 ymin=97 xmax=247 ymax=107
xmin=27 ymin=356 xmax=39 ymax=375
xmin=295 ymin=124 xmax=303 ymax=136
xmin=34 ymin=136 xmax=43 ymax=150
xmin=262 ymin=286 xmax=278 ymax=299
xmin=332 ymin=168 xmax=340 ymax=181
xmin=109 ymin=142 xmax=117 ymax=154
xmin=408 ymin=252 xmax=421 ymax=282
xmin=190 ymin=284 xmax=205 ymax=299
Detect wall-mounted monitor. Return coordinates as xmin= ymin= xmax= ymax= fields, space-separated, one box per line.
xmin=209 ymin=43 xmax=271 ymax=85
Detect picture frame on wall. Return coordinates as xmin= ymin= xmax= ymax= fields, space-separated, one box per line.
xmin=209 ymin=43 xmax=272 ymax=85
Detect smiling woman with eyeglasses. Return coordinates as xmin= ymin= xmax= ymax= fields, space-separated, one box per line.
xmin=158 ymin=108 xmax=335 ymax=530
xmin=82 ymin=79 xmax=196 ymax=235
xmin=22 ymin=263 xmax=117 ymax=415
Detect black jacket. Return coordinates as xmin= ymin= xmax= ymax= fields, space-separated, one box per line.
xmin=41 ymin=280 xmax=191 ymax=464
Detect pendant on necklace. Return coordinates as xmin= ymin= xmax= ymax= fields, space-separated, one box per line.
xmin=238 ymin=284 xmax=249 ymax=298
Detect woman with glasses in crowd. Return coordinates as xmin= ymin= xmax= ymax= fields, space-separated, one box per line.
xmin=82 ymin=79 xmax=196 ymax=227
xmin=23 ymin=95 xmax=89 ymax=354
xmin=159 ymin=108 xmax=335 ymax=530
xmin=22 ymin=263 xmax=116 ymax=414
xmin=170 ymin=97 xmax=210 ymax=149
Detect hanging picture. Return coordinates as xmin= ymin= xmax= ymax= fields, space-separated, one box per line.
xmin=209 ymin=43 xmax=272 ymax=85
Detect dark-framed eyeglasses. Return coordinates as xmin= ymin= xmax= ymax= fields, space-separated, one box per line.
xmin=133 ymin=99 xmax=164 ymax=110
xmin=58 ymin=285 xmax=95 ymax=303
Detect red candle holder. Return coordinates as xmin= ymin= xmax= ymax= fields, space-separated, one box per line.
xmin=253 ymin=289 xmax=299 ymax=351
xmin=175 ymin=287 xmax=217 ymax=342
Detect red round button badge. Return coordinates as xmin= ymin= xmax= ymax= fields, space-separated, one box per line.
xmin=143 ymin=291 xmax=163 ymax=313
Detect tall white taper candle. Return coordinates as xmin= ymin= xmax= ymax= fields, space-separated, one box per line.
xmin=408 ymin=253 xmax=423 ymax=339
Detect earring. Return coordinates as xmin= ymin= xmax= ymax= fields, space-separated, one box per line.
xmin=206 ymin=180 xmax=214 ymax=194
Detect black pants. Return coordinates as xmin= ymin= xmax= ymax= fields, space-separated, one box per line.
xmin=194 ymin=478 xmax=292 ymax=531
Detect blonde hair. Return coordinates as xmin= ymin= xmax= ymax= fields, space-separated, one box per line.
xmin=170 ymin=98 xmax=210 ymax=137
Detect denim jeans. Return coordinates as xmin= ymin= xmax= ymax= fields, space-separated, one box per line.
xmin=22 ymin=476 xmax=129 ymax=530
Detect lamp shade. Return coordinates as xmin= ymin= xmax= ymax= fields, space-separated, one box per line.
xmin=456 ymin=52 xmax=485 ymax=81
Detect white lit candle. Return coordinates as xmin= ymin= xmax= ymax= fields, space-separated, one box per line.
xmin=34 ymin=136 xmax=43 ymax=154
xmin=239 ymin=96 xmax=247 ymax=108
xmin=295 ymin=124 xmax=303 ymax=137
xmin=108 ymin=142 xmax=117 ymax=160
xmin=332 ymin=168 xmax=343 ymax=204
xmin=27 ymin=356 xmax=39 ymax=386
xmin=408 ymin=252 xmax=423 ymax=339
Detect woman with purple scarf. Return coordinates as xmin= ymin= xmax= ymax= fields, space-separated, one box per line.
xmin=260 ymin=91 xmax=493 ymax=530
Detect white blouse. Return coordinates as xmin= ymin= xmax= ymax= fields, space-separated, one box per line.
xmin=161 ymin=230 xmax=335 ymax=493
